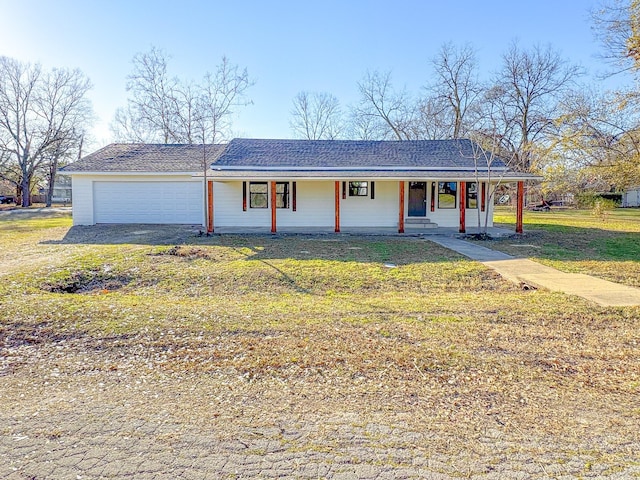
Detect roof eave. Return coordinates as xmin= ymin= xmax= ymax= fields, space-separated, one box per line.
xmin=211 ymin=165 xmax=508 ymax=172
xmin=206 ymin=172 xmax=541 ymax=182
xmin=60 ymin=170 xmax=201 ymax=176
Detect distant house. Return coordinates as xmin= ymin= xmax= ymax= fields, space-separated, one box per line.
xmin=623 ymin=186 xmax=640 ymax=207
xmin=52 ymin=175 xmax=73 ymax=204
xmin=61 ymin=138 xmax=536 ymax=233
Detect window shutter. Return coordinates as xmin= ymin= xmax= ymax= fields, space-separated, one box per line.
xmin=242 ymin=182 xmax=247 ymax=211
xmin=292 ymin=182 xmax=297 ymax=211
xmin=430 ymin=182 xmax=435 ymax=212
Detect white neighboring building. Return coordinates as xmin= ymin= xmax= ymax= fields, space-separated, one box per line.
xmin=622 ymin=186 xmax=640 ymax=207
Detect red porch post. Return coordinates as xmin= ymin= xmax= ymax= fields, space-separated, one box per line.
xmin=271 ymin=181 xmax=277 ymax=234
xmin=459 ymin=181 xmax=466 ymax=233
xmin=516 ymin=181 xmax=524 ymax=234
xmin=334 ymin=181 xmax=341 ymax=233
xmin=398 ymin=181 xmax=405 ymax=233
xmin=207 ymin=180 xmax=214 ymax=233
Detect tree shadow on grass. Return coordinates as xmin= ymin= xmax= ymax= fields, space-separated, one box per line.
xmin=41 ymin=224 xmax=203 ymax=246
xmin=42 ymin=225 xmax=464 ymax=265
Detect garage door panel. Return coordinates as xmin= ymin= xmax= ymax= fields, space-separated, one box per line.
xmin=94 ymin=181 xmax=203 ymax=224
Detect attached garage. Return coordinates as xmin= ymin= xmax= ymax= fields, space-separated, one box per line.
xmin=61 ymin=143 xmax=226 ymax=226
xmin=93 ymin=181 xmax=203 ymax=224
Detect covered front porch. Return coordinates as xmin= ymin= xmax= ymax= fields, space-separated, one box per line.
xmin=204 ymin=178 xmax=528 ymax=235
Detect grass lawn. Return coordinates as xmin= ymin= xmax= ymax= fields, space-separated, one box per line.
xmin=0 ymin=210 xmax=639 ymax=478
xmin=482 ymin=207 xmax=640 ymax=287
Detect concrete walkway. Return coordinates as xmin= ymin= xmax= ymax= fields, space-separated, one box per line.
xmin=430 ymin=236 xmax=640 ymax=307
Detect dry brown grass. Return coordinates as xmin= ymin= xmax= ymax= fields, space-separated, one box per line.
xmin=1 ymin=212 xmax=639 ymax=476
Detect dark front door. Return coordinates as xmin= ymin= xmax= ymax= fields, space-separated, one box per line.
xmin=408 ymin=182 xmax=427 ymax=216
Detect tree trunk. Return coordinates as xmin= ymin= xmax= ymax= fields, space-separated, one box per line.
xmin=45 ymin=158 xmax=58 ymax=207
xmin=21 ymin=175 xmax=31 ymax=207
xmin=46 ymin=180 xmax=53 ymax=207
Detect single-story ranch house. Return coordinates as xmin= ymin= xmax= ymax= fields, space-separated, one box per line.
xmin=61 ymin=138 xmax=536 ymax=234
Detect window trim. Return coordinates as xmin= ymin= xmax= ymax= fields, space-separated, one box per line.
xmin=249 ymin=181 xmax=268 ymax=209
xmin=466 ymin=181 xmax=479 ymax=209
xmin=348 ymin=181 xmax=369 ymax=197
xmin=275 ymin=181 xmax=290 ymax=209
xmin=437 ymin=181 xmax=457 ymax=209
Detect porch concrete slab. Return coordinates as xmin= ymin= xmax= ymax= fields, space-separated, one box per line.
xmin=429 ymin=237 xmax=640 ymax=307
xmin=212 ymin=226 xmax=515 ymax=237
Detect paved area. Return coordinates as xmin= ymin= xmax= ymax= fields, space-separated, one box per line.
xmin=430 ymin=236 xmax=640 ymax=307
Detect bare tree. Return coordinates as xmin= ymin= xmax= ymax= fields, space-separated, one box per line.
xmin=469 ymin=142 xmax=519 ymax=235
xmin=593 ymin=0 xmax=640 ymax=74
xmin=426 ymin=42 xmax=483 ymax=138
xmin=352 ymin=70 xmax=415 ymax=140
xmin=112 ymin=48 xmax=253 ymax=144
xmin=344 ymin=105 xmax=388 ymax=140
xmin=290 ymin=91 xmax=343 ymax=140
xmin=555 ymin=88 xmax=640 ymax=188
xmin=196 ymin=57 xmax=252 ymax=144
xmin=414 ymin=96 xmax=457 ymax=140
xmin=466 ymin=109 xmax=520 ymax=235
xmin=488 ymin=42 xmax=583 ymax=172
xmin=0 ymin=57 xmax=92 ymax=206
xmin=172 ymin=80 xmax=200 ymax=144
xmin=112 ymin=47 xmax=179 ymax=143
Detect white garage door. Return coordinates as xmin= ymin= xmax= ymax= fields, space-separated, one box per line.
xmin=93 ymin=181 xmax=203 ymax=224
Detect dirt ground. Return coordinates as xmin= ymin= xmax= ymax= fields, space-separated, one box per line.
xmin=1 ymin=212 xmax=639 ymax=479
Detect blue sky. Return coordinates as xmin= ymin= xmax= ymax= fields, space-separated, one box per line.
xmin=0 ymin=0 xmax=617 ymax=148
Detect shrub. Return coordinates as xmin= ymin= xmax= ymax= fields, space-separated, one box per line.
xmin=592 ymin=198 xmax=617 ymax=221
xmin=576 ymin=192 xmax=621 ymax=209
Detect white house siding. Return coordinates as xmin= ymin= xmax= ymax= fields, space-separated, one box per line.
xmin=214 ymin=181 xmax=335 ymax=228
xmin=71 ymin=175 xmax=203 ymax=225
xmin=71 ymin=176 xmax=94 ymax=225
xmin=341 ymin=181 xmax=398 ymax=227
xmin=214 ymin=181 xmax=270 ymax=227
xmin=279 ymin=181 xmax=334 ymax=227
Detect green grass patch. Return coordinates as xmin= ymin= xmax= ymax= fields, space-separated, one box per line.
xmin=487 ymin=207 xmax=640 ymax=286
